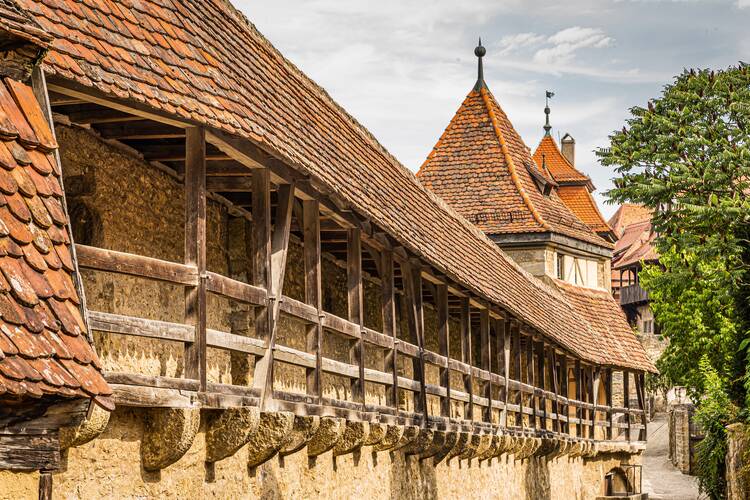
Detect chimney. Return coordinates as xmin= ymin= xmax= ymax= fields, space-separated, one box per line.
xmin=561 ymin=133 xmax=575 ymax=166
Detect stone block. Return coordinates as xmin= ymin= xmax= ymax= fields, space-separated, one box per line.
xmin=205 ymin=407 xmax=260 ymax=463
xmin=333 ymin=421 xmax=369 ymax=457
xmin=307 ymin=417 xmax=345 ymax=457
xmin=279 ymin=415 xmax=320 ymax=457
xmin=60 ymin=404 xmax=110 ymax=450
xmin=141 ymin=408 xmax=200 ymax=471
xmin=246 ymin=411 xmax=294 ymax=468
xmin=372 ymin=424 xmax=405 ymax=452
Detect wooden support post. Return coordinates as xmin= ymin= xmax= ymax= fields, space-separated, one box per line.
xmin=513 ymin=323 xmax=522 ymax=428
xmin=549 ymin=349 xmax=559 ymax=435
xmin=303 ymin=200 xmax=322 ymax=403
xmin=437 ymin=284 xmax=451 ymax=418
xmin=560 ymin=355 xmax=568 ymax=436
xmin=497 ymin=317 xmax=507 ymax=425
xmin=526 ymin=334 xmax=536 ymax=430
xmin=347 ymin=228 xmax=365 ymax=405
xmin=606 ymin=369 xmax=614 ymax=440
xmin=574 ymin=359 xmax=586 ymax=438
xmin=184 ymin=127 xmax=207 ymax=391
xmin=480 ymin=307 xmax=491 ymax=423
xmin=590 ymin=367 xmax=599 ymax=440
xmin=382 ymin=252 xmax=398 ymax=410
xmin=460 ymin=297 xmax=473 ymax=422
xmin=38 ymin=471 xmax=52 ymax=500
xmin=623 ymin=370 xmax=631 ymax=442
xmin=537 ymin=341 xmax=546 ymax=432
xmin=403 ymin=261 xmax=428 ymax=423
xmin=636 ymin=372 xmax=647 ymax=441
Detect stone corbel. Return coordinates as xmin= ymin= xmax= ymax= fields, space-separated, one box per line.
xmin=434 ymin=431 xmax=469 ymax=465
xmin=388 ymin=425 xmax=420 ymax=452
xmin=60 ymin=404 xmax=111 ymax=450
xmin=477 ymin=434 xmax=501 ymax=463
xmin=455 ymin=432 xmax=482 ymax=462
xmin=463 ymin=433 xmax=493 ymax=463
xmin=446 ymin=431 xmax=472 ymax=462
xmin=332 ymin=421 xmax=369 ymax=457
xmin=372 ymin=424 xmax=405 ymax=452
xmin=246 ymin=411 xmax=295 ymax=469
xmin=418 ymin=430 xmax=458 ymax=462
xmin=279 ymin=416 xmax=320 ymax=457
xmin=205 ymin=407 xmax=260 ymax=463
xmin=362 ymin=422 xmax=387 ymax=447
xmin=401 ymin=428 xmax=434 ymax=456
xmin=308 ymin=417 xmax=346 ymax=457
xmin=141 ymin=408 xmax=201 ymax=471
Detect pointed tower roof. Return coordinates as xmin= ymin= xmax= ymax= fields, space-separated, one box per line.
xmin=417 ymin=50 xmax=610 ymax=249
xmin=532 ymin=135 xmax=590 ymax=185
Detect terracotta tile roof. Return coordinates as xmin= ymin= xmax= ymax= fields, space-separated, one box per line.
xmin=556 ymin=185 xmax=612 ymax=235
xmin=532 ymin=135 xmax=589 ymax=184
xmin=0 ymin=76 xmax=111 ymax=408
xmin=0 ymin=0 xmax=50 ymax=49
xmin=416 ymin=86 xmax=611 ymax=249
xmin=608 ymin=204 xmax=651 ymax=239
xmin=15 ymin=0 xmax=648 ymax=370
xmin=551 ymin=279 xmax=656 ymax=373
xmin=613 ymin=220 xmax=659 ymax=270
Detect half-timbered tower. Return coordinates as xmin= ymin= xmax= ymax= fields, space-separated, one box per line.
xmin=0 ymin=4 xmax=654 ymax=498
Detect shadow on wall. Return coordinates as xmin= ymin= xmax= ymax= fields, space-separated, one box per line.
xmin=390 ymin=453 xmax=438 ymax=499
xmin=525 ymin=457 xmax=551 ymax=500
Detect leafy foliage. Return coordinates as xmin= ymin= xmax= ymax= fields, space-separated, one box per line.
xmin=599 ymin=64 xmax=750 ymax=406
xmin=693 ymin=358 xmax=737 ymax=499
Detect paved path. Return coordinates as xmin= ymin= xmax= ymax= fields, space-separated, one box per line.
xmin=641 ymin=414 xmax=704 ymax=500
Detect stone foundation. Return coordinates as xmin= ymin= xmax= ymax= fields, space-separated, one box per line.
xmin=0 ymin=407 xmax=639 ymax=499
xmin=726 ymin=423 xmax=750 ymax=500
xmin=668 ymin=402 xmax=700 ymax=475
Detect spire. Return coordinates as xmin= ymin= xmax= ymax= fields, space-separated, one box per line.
xmin=543 ymin=90 xmax=554 ymax=136
xmin=473 ymin=38 xmax=486 ymax=91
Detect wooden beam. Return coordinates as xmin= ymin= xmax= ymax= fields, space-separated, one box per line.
xmin=347 ymin=227 xmax=365 ymax=405
xmin=206 ymin=176 xmax=253 ymax=192
xmin=437 ymin=284 xmax=451 ymax=418
xmin=592 ymin=367 xmax=600 ymax=440
xmin=403 ymin=260 xmax=428 ymax=423
xmin=575 ymin=359 xmax=582 ymax=438
xmin=382 ymin=251 xmax=398 ymax=410
xmin=480 ymin=307 xmax=491 ymax=423
xmin=38 ymin=471 xmax=53 ymax=500
xmin=560 ymin=355 xmax=568 ymax=436
xmin=250 ymin=168 xmax=271 ymax=399
xmin=460 ymin=297 xmax=474 ymax=422
xmin=95 ymin=121 xmax=185 ymax=140
xmin=513 ymin=322 xmax=522 ymax=428
xmin=526 ymin=333 xmax=536 ymax=430
xmin=502 ymin=319 xmax=511 ymax=427
xmin=536 ymin=340 xmax=546 ymax=432
xmin=623 ymin=370 xmax=631 ymax=441
xmin=183 ymin=127 xmax=207 ymax=390
xmin=303 ymin=199 xmax=322 ymax=403
xmin=605 ymin=369 xmax=613 ymax=440
xmin=254 ymin=180 xmax=296 ymax=409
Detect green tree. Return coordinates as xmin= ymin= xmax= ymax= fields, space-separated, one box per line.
xmin=598 ymin=64 xmax=750 ymax=404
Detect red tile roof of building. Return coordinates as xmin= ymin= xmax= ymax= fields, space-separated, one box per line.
xmin=556 ymin=185 xmax=612 ymax=235
xmin=609 ymin=204 xmax=652 ymax=239
xmin=532 ymin=135 xmax=589 ymax=184
xmin=0 ymin=76 xmax=111 ymax=407
xmin=552 ymin=279 xmax=655 ymax=372
xmin=613 ymin=220 xmax=659 ymax=270
xmin=417 ymin=86 xmax=611 ymax=249
xmin=15 ymin=0 xmax=650 ymax=371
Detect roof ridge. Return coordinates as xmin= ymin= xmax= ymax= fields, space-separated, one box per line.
xmin=479 ymin=87 xmax=550 ymax=231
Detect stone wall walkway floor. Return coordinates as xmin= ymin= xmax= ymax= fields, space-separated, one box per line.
xmin=642 ymin=413 xmax=704 ymax=500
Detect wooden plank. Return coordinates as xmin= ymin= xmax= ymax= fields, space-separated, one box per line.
xmin=623 ymin=370 xmax=631 ymax=442
xmin=513 ymin=322 xmax=522 ymax=428
xmin=549 ymin=349 xmax=559 ymax=434
xmin=254 ymin=179 xmax=295 ymax=409
xmin=39 ymin=471 xmax=53 ymax=500
xmin=382 ymin=251 xmax=398 ymax=409
xmin=575 ymin=359 xmax=582 ymax=438
xmin=460 ymin=297 xmax=473 ymax=421
xmin=637 ymin=372 xmax=647 ymax=441
xmin=436 ymin=283 xmax=451 ymax=418
xmin=606 ymin=369 xmax=614 ymax=440
xmin=536 ymin=340 xmax=546 ymax=432
xmin=0 ymin=434 xmax=59 ymax=472
xmin=205 ymin=272 xmax=266 ymax=305
xmin=526 ymin=333 xmax=536 ymax=430
xmin=184 ymin=127 xmax=207 ymax=390
xmin=480 ymin=307 xmax=491 ymax=422
xmin=347 ymin=227 xmax=365 ymax=404
xmin=591 ymin=367 xmax=600 ymax=440
xmin=303 ymin=199 xmax=323 ymax=402
xmin=206 ymin=176 xmax=253 ymax=192
xmin=560 ymin=355 xmax=569 ymax=436
xmin=403 ymin=260 xmax=428 ymax=422
xmin=76 ymin=244 xmax=198 ymax=285
xmin=206 ymin=328 xmax=265 ymax=356
xmin=89 ymin=310 xmax=194 ymax=343
xmin=502 ymin=319 xmax=511 ymax=427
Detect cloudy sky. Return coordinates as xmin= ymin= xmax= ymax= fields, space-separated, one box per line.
xmin=241 ymin=0 xmax=748 ymax=217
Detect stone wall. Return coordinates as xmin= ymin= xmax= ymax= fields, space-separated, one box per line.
xmin=0 ymin=407 xmax=640 ymax=500
xmin=668 ymin=403 xmax=699 ymax=475
xmin=726 ymin=423 xmax=750 ymax=500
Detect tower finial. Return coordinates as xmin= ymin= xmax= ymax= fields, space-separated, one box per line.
xmin=544 ymin=90 xmax=554 ymax=136
xmin=473 ymin=38 xmax=486 ymax=91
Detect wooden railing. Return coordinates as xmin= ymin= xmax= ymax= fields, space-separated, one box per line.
xmin=620 ymin=284 xmax=649 ymax=306
xmin=76 ymin=243 xmax=647 ymax=442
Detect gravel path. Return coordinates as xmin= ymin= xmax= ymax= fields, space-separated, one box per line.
xmin=641 ymin=414 xmax=704 ymax=500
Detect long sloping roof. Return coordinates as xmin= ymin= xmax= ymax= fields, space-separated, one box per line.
xmin=609 ymin=204 xmax=652 ymax=239
xmin=17 ymin=0 xmax=648 ymax=371
xmin=532 ymin=135 xmax=589 ymax=184
xmin=0 ymin=75 xmax=112 ymax=406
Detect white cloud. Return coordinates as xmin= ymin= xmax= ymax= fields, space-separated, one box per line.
xmin=534 ymin=27 xmax=613 ymax=66
xmin=497 ymin=33 xmax=545 ymax=55
xmin=738 ymin=0 xmax=750 ymax=7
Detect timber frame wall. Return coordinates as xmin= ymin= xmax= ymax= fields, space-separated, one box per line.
xmin=44 ymin=73 xmax=647 ymax=447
